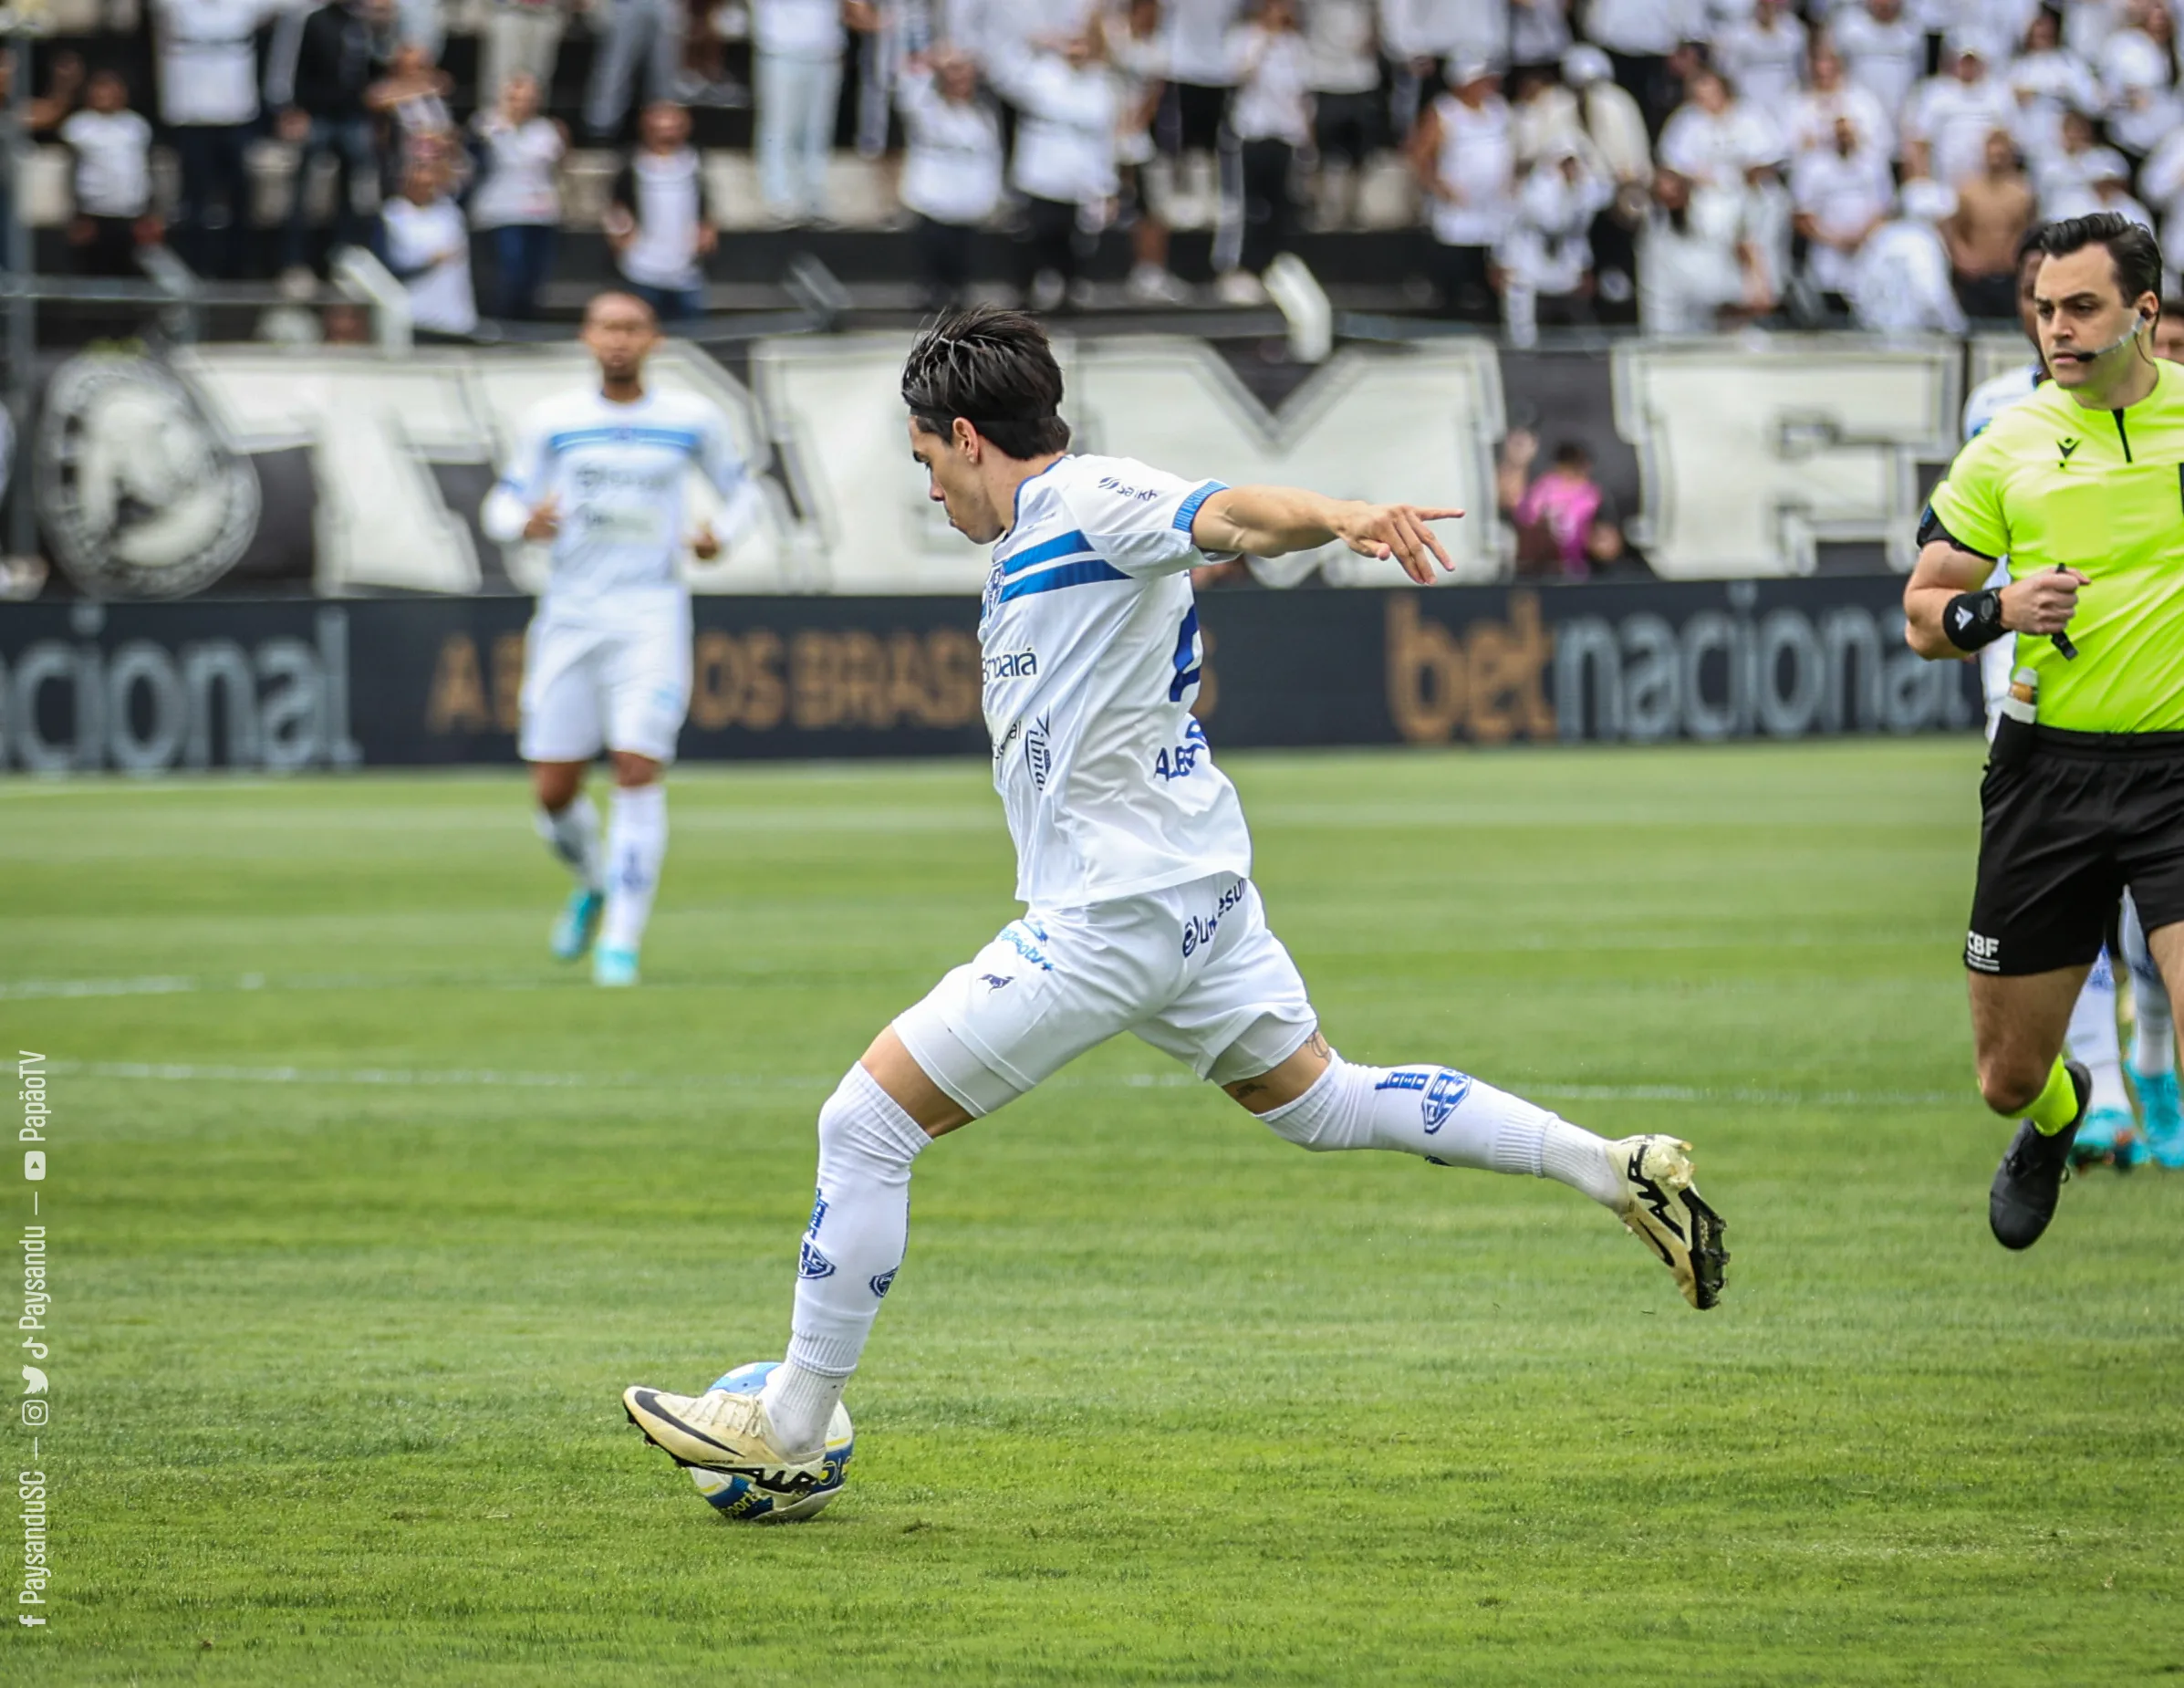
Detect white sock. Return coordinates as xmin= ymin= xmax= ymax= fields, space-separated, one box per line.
xmin=1257 ymin=1057 xmax=1623 ymax=1209
xmin=2067 ymin=949 xmax=2130 ymax=1113
xmin=534 ymin=795 xmax=603 ymax=891
xmin=765 ymin=1065 xmax=931 ymax=1456
xmin=2122 ymin=902 xmax=2177 ymax=1078
xmin=600 ymin=784 xmax=667 ymax=954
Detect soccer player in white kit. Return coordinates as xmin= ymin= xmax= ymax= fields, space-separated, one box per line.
xmin=622 ymin=307 xmax=1729 ymax=1495
xmin=482 ymin=292 xmax=755 ymax=987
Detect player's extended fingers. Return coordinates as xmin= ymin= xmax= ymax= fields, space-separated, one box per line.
xmin=1402 ymin=509 xmax=1456 ymax=573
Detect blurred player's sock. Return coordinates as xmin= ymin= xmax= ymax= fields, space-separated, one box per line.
xmin=766 ymin=1065 xmax=930 ymax=1455
xmin=2067 ymin=949 xmax=2132 ymax=1118
xmin=536 ymin=794 xmax=604 ymax=889
xmin=601 ymin=785 xmax=668 ymax=956
xmin=1256 ymin=1059 xmax=1623 ymax=1207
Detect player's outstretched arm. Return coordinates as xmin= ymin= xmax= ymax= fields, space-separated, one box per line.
xmin=1191 ymin=486 xmax=1463 ymax=584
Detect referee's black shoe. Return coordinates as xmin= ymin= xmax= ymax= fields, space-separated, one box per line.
xmin=1989 ymin=1061 xmax=2094 ymax=1251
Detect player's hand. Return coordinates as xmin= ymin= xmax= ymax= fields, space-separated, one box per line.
xmin=1333 ymin=502 xmax=1464 ymax=585
xmin=690 ymin=524 xmax=722 ymax=560
xmin=2001 ymin=567 xmax=2088 ymax=636
xmin=523 ymin=496 xmax=561 ymax=542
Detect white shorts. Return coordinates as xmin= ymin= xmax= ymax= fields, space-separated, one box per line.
xmin=517 ymin=604 xmax=692 ymax=766
xmin=893 ymin=871 xmax=1319 ymax=1119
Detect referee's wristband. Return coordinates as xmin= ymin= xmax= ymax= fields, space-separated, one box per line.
xmin=1943 ymin=589 xmax=2008 ymax=651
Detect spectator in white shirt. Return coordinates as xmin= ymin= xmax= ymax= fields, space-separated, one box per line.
xmin=2137 ymin=115 xmax=2184 ymax=259
xmin=1638 ymin=164 xmax=1771 ymax=331
xmin=1904 ymin=36 xmax=2016 ymax=185
xmin=61 ymin=69 xmax=159 ymax=277
xmin=156 ymin=0 xmax=276 ymax=278
xmin=1584 ymin=0 xmax=1705 ymax=136
xmin=1410 ymin=58 xmax=1515 ymax=321
xmin=2006 ymin=6 xmax=2102 ymax=163
xmin=604 ymin=99 xmax=717 ymax=319
xmin=1498 ymin=144 xmax=1611 ymax=345
xmin=1160 ymin=0 xmax=1244 ymax=153
xmin=1217 ymin=0 xmax=1311 ymax=300
xmin=2083 ymin=149 xmax=2158 ymax=227
xmin=1829 ymin=0 xmax=1926 ymax=128
xmin=2037 ymin=111 xmax=2126 ymax=214
xmin=1305 ymin=0 xmax=1380 ymax=201
xmin=469 ymin=70 xmax=566 ymax=319
xmin=1561 ymin=43 xmax=1651 ymax=307
xmin=1657 ymin=66 xmax=1783 ymax=183
xmin=1511 ymin=62 xmax=1588 ymax=169
xmin=1787 ymin=41 xmax=1894 ymax=160
xmin=896 ymin=48 xmax=1003 ymax=307
xmin=1791 ymin=114 xmax=1890 ymax=305
xmin=1849 ymin=175 xmax=1967 ymax=332
xmin=1108 ymin=0 xmax=1193 ymax=303
xmin=2097 ymin=0 xmax=2182 ymax=157
xmin=1715 ymin=0 xmax=1806 ymax=112
xmin=749 ymin=1 xmax=880 ymax=222
xmin=380 ymin=154 xmax=475 ymax=334
xmin=992 ymin=27 xmax=1118 ymax=311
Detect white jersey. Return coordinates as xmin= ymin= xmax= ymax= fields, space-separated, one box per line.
xmin=489 ymin=387 xmax=748 ymax=620
xmin=977 ymin=453 xmax=1251 ymax=908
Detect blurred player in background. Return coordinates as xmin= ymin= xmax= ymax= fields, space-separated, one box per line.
xmin=620 ymin=307 xmax=1729 ymax=1497
xmin=482 ymin=291 xmax=756 ymax=986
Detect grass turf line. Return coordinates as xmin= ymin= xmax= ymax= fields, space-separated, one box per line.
xmin=5 ymin=741 xmax=2180 ymax=1684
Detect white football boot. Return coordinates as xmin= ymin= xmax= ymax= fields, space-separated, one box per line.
xmin=1609 ymin=1135 xmax=1729 ymax=1310
xmin=621 ymin=1383 xmax=830 ymax=1491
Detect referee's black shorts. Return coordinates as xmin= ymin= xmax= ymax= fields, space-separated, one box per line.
xmin=1968 ymin=728 xmax=2184 ymax=975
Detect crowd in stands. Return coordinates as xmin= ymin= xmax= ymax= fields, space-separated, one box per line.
xmin=10 ymin=0 xmax=2184 ymax=338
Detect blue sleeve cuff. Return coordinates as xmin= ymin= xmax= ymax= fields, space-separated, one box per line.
xmin=1172 ymin=480 xmax=1228 ymax=534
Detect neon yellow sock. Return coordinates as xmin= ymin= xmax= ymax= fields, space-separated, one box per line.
xmin=2029 ymin=1058 xmax=2080 ymax=1136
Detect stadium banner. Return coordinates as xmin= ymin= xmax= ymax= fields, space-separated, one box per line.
xmin=0 ymin=577 xmax=1974 ymax=773
xmin=13 ymin=333 xmax=1987 ymax=602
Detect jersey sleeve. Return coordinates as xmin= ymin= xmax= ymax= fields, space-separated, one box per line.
xmin=1061 ymin=460 xmax=1234 ymax=578
xmin=695 ymin=403 xmax=747 ymax=502
xmin=481 ymin=412 xmax=554 ymax=543
xmin=1926 ymin=430 xmax=2012 ymax=560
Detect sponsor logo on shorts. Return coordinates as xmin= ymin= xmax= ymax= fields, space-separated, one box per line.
xmin=1180 ymin=877 xmax=1249 ymax=958
xmin=1374 ymin=1066 xmax=1473 ymax=1134
xmin=983 ymin=650 xmax=1038 ymax=682
xmin=868 ymin=1268 xmax=898 ymax=1298
xmin=979 ymin=973 xmax=1014 ymax=991
xmin=797 ymin=1240 xmax=837 ymax=1280
xmin=1025 ymin=715 xmax=1053 ymax=791
xmin=1965 ymin=931 xmax=2002 ymax=974
xmin=993 ymin=717 xmax=1021 ymax=763
xmin=1002 ymin=921 xmax=1054 ymax=972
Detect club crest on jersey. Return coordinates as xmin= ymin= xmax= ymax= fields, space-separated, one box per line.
xmin=980 ymin=560 xmax=1004 ymax=630
xmin=1025 ymin=715 xmax=1053 ymax=791
xmin=797 ymin=1240 xmax=837 ymax=1280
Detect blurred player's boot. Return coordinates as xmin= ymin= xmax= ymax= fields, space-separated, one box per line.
xmin=1990 ymin=1060 xmax=2091 ymax=1250
xmin=550 ymin=888 xmax=604 ymax=963
xmin=621 ymin=1383 xmax=827 ymax=1490
xmin=2137 ymin=1070 xmax=2184 ymax=1168
xmin=593 ymin=944 xmax=640 ymax=987
xmin=1608 ymin=1135 xmax=1728 ymax=1310
xmin=2069 ymin=1104 xmax=2142 ymax=1171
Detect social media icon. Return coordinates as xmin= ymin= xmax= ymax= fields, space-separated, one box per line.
xmin=23 ymin=1152 xmax=43 ymax=1182
xmin=20 ymin=1400 xmax=47 ymax=1426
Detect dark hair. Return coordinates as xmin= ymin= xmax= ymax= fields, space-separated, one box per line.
xmin=2035 ymin=214 xmax=2165 ymax=306
xmin=1553 ymin=440 xmax=1591 ymax=468
xmin=901 ymin=305 xmax=1072 ymax=461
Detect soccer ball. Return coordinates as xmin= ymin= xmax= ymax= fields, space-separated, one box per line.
xmin=684 ymin=1361 xmax=854 ymax=1522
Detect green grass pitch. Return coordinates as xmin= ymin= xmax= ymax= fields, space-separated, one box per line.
xmin=5 ymin=741 xmax=2180 ymax=1684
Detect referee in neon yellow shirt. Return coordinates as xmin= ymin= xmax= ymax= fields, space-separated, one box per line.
xmin=1907 ymin=213 xmax=2184 ymax=1250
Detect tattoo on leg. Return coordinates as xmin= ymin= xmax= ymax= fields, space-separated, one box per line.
xmin=1225 ymin=1078 xmax=1268 ymax=1102
xmin=1304 ymin=1030 xmax=1330 ymax=1060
